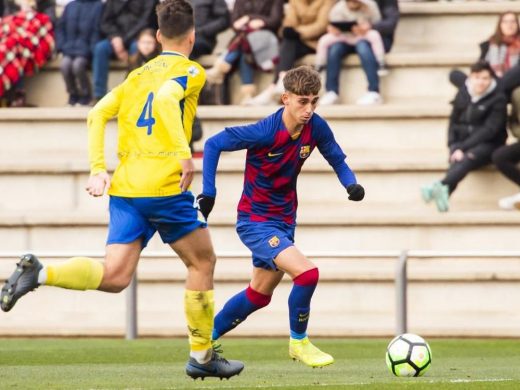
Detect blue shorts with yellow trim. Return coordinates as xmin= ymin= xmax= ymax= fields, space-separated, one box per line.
xmin=107 ymin=192 xmax=206 ymax=248
xmin=236 ymin=220 xmax=295 ymax=270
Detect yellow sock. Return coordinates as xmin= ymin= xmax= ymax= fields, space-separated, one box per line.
xmin=184 ymin=289 xmax=214 ymax=352
xmin=46 ymin=257 xmax=104 ymax=290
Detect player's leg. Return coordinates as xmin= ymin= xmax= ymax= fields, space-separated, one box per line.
xmin=169 ymin=227 xmax=244 ymax=380
xmin=212 ymin=266 xmax=284 ymax=340
xmin=275 ymin=246 xmax=334 ymax=367
xmin=0 ymin=241 xmax=141 ymax=312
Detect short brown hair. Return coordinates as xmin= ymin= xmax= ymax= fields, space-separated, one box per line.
xmin=470 ymin=60 xmax=495 ymax=77
xmin=283 ymin=66 xmax=321 ymax=96
xmin=156 ymin=0 xmax=194 ymax=40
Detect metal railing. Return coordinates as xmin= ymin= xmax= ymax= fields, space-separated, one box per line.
xmin=1 ymin=250 xmax=519 ymax=339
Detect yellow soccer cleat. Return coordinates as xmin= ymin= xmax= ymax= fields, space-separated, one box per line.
xmin=289 ymin=337 xmax=334 ymax=368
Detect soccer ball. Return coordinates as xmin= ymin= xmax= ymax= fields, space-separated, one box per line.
xmin=385 ymin=333 xmax=432 ymax=377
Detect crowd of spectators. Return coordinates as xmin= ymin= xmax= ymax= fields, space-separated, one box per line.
xmin=0 ymin=0 xmax=519 ymax=211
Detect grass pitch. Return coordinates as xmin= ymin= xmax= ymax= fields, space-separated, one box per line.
xmin=1 ymin=338 xmax=520 ymax=389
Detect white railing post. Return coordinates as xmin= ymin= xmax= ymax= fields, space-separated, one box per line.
xmin=126 ymin=272 xmax=138 ymax=340
xmin=396 ymin=250 xmax=408 ymax=335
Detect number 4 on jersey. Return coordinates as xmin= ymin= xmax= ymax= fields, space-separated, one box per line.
xmin=137 ymin=92 xmax=156 ymax=135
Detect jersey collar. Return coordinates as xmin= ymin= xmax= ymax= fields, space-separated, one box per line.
xmin=160 ymin=50 xmax=187 ymax=58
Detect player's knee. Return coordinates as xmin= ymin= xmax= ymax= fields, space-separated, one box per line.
xmin=293 ymin=267 xmax=319 ymax=286
xmin=246 ymin=286 xmax=272 ymax=308
xmin=101 ymin=269 xmax=133 ymax=293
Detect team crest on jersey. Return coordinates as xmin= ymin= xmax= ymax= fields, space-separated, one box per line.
xmin=268 ymin=236 xmax=280 ymax=248
xmin=188 ymin=65 xmax=199 ymax=77
xmin=299 ymin=145 xmax=310 ymax=159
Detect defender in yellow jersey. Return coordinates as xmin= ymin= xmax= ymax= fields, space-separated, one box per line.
xmin=0 ymin=0 xmax=244 ymax=381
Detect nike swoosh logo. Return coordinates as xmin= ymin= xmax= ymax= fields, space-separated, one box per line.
xmin=267 ymin=152 xmax=283 ymax=157
xmin=188 ymin=362 xmax=218 ymax=374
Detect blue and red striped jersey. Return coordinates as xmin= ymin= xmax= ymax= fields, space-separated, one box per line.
xmin=202 ymin=108 xmax=357 ymax=225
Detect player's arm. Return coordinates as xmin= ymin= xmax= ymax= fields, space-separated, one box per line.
xmin=86 ymin=85 xmax=123 ymax=197
xmin=155 ymin=78 xmax=194 ymax=192
xmin=198 ymin=120 xmax=273 ymax=219
xmin=315 ymin=118 xmax=365 ymax=201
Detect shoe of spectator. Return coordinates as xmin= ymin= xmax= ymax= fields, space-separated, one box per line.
xmin=421 ymin=183 xmax=435 ymax=203
xmin=67 ymin=94 xmax=79 ymax=107
xmin=77 ymin=95 xmax=91 ymax=106
xmin=206 ymin=59 xmax=232 ymax=85
xmin=356 ymin=92 xmax=382 ymax=105
xmin=498 ymin=192 xmax=520 ymax=210
xmin=273 ymin=77 xmax=285 ymax=95
xmin=431 ymin=182 xmax=449 ymax=213
xmin=319 ymin=91 xmax=339 ymax=106
xmin=377 ymin=64 xmax=389 ymax=77
xmin=244 ymin=87 xmax=276 ymax=106
xmin=239 ymin=84 xmax=257 ymax=105
xmin=356 ymin=91 xmax=383 ymax=106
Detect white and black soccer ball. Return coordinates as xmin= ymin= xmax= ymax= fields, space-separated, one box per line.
xmin=385 ymin=333 xmax=432 ymax=377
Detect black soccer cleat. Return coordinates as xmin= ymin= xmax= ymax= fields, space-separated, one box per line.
xmin=1 ymin=254 xmax=43 ymax=312
xmin=186 ymin=351 xmax=244 ymax=380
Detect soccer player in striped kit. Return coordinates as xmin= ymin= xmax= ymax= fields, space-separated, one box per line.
xmin=197 ymin=65 xmax=365 ymax=367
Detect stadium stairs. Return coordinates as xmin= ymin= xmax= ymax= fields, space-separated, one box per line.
xmin=1 ymin=2 xmax=519 ymax=337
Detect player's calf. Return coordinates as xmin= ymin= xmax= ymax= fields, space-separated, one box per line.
xmin=1 ymin=254 xmax=42 ymax=312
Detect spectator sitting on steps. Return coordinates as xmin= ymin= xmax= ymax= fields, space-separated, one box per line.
xmin=316 ymin=0 xmax=387 ymax=107
xmin=56 ymin=0 xmax=104 ymax=106
xmin=204 ymin=0 xmax=283 ymax=105
xmin=321 ymin=0 xmax=399 ymax=106
xmin=246 ymin=0 xmax=336 ymax=106
xmin=493 ymin=86 xmax=520 ymax=211
xmin=421 ymin=61 xmax=508 ymax=213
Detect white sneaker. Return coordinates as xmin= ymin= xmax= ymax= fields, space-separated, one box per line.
xmin=273 ymin=77 xmax=285 ymax=95
xmin=356 ymin=91 xmax=382 ymax=105
xmin=244 ymin=87 xmax=276 ymax=106
xmin=319 ymin=91 xmax=339 ymax=106
xmin=498 ymin=192 xmax=520 ymax=210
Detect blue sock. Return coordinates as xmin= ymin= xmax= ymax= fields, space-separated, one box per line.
xmin=288 ymin=268 xmax=319 ymax=340
xmin=212 ymin=286 xmax=271 ymax=340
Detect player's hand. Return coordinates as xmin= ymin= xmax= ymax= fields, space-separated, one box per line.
xmin=347 ymin=184 xmax=365 ymax=201
xmin=282 ymin=27 xmax=300 ymax=40
xmin=196 ymin=194 xmax=215 ymax=220
xmin=86 ymin=172 xmax=111 ymax=197
xmin=179 ymin=158 xmax=195 ymax=192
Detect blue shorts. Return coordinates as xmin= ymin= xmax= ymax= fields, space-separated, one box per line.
xmin=236 ymin=220 xmax=295 ymax=270
xmin=107 ymin=192 xmax=206 ymax=248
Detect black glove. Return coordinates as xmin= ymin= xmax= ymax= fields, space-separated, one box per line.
xmin=196 ymin=194 xmax=215 ymax=220
xmin=282 ymin=26 xmax=300 ymax=40
xmin=347 ymin=184 xmax=365 ymax=201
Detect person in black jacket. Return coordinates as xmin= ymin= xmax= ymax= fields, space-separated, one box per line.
xmin=56 ymin=0 xmax=103 ymax=106
xmin=92 ymin=0 xmax=156 ymax=101
xmin=190 ymin=0 xmax=230 ymax=59
xmin=422 ymin=61 xmax=508 ymax=212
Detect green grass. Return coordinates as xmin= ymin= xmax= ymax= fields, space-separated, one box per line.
xmin=1 ymin=338 xmax=520 ymax=389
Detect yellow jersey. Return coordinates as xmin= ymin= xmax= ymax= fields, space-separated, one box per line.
xmin=87 ymin=51 xmax=206 ymax=197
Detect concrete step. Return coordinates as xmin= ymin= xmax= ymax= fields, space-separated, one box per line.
xmin=395 ymin=2 xmax=520 ymax=52
xmin=0 ymin=154 xmax=517 ymax=215
xmin=1 ymin=210 xmax=519 ymax=253
xmin=0 ymin=105 xmax=453 ymax=160
xmin=24 ymin=52 xmax=466 ymax=106
xmin=0 ymin=254 xmax=519 ymax=336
